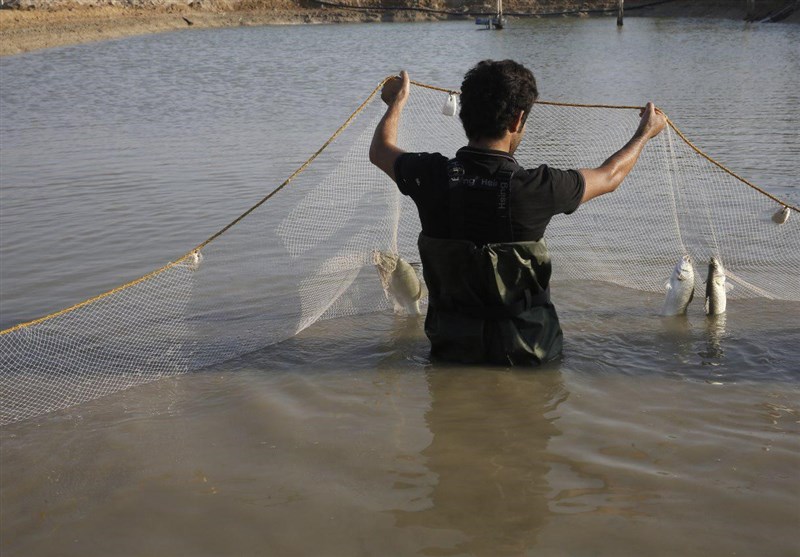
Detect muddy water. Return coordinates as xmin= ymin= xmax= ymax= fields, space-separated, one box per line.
xmin=2 ymin=284 xmax=798 ymax=556
xmin=1 ymin=17 xmax=799 ymax=557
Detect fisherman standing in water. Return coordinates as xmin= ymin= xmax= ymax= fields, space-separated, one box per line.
xmin=369 ymin=60 xmax=666 ymax=365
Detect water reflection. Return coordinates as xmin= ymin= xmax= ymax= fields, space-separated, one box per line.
xmin=656 ymin=314 xmax=696 ymax=368
xmin=700 ymin=314 xmax=727 ymax=363
xmin=393 ymin=367 xmax=567 ymax=556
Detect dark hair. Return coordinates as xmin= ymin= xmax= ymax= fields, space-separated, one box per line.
xmin=459 ymin=60 xmax=538 ymax=141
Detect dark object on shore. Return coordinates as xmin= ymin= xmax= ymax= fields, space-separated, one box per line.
xmin=475 ymin=16 xmax=505 ymax=29
xmin=475 ymin=0 xmax=505 ymax=29
xmin=182 ymin=16 xmax=194 ymax=26
xmin=745 ymin=0 xmax=799 ymax=22
xmin=759 ymin=0 xmax=799 ymax=22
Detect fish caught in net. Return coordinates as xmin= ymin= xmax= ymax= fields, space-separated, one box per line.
xmin=1 ymin=79 xmax=797 ymax=425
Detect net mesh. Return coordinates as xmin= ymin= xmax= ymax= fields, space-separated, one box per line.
xmin=1 ymin=80 xmax=798 ymax=425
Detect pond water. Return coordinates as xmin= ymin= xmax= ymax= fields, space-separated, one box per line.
xmin=1 ymin=17 xmax=799 ymax=557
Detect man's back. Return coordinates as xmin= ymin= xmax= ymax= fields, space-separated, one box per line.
xmin=392 ymin=146 xmax=577 ymax=365
xmin=394 ymin=146 xmax=584 ymax=245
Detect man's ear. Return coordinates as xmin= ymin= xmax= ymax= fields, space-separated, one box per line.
xmin=509 ymin=110 xmax=526 ymax=133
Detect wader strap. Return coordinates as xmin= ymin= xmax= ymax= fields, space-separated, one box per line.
xmin=495 ymin=169 xmax=514 ymax=242
xmin=446 ymin=160 xmax=516 ymax=242
xmin=446 ymin=159 xmax=467 ymax=238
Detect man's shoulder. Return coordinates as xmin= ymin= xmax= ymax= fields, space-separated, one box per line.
xmin=517 ymin=163 xmax=580 ymax=186
xmin=512 ymin=163 xmax=551 ymax=189
xmin=395 ymin=151 xmax=450 ymax=178
xmin=397 ymin=151 xmax=450 ymax=167
xmin=394 ymin=152 xmax=450 ymax=197
xmin=514 ymin=163 xmax=585 ymax=215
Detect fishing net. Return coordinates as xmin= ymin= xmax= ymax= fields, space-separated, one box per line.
xmin=1 ymin=80 xmax=797 ymax=425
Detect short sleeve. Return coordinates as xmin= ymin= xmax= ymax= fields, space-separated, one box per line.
xmin=394 ymin=152 xmax=448 ymax=199
xmin=545 ymin=166 xmax=585 ymax=215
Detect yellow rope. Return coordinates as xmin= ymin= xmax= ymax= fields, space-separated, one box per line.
xmin=666 ymin=117 xmax=798 ymax=212
xmin=411 ymin=82 xmax=640 ymax=110
xmin=0 ymin=78 xmax=390 ymax=337
xmin=409 ymin=79 xmax=458 ymax=94
xmin=0 ymin=254 xmax=195 ymax=336
xmin=414 ymin=80 xmax=798 ymax=210
xmin=537 ymin=100 xmax=644 ymax=110
xmin=190 ymin=77 xmax=391 ymax=254
xmin=411 ymin=80 xmax=642 ymax=110
xmin=1 ymin=77 xmax=796 ymax=336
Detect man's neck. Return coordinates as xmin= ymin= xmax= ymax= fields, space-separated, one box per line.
xmin=467 ymin=136 xmax=514 ymax=154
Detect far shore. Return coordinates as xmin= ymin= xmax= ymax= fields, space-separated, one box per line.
xmin=1 ymin=0 xmax=798 ymax=56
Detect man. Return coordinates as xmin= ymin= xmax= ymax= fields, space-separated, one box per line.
xmin=369 ymin=60 xmax=666 ymax=365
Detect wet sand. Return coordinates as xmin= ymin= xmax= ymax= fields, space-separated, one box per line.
xmin=0 ymin=4 xmax=385 ymax=56
xmin=2 ymin=0 xmax=797 ymax=56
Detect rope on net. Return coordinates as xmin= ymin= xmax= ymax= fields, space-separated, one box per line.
xmin=1 ymin=77 xmax=796 ymax=338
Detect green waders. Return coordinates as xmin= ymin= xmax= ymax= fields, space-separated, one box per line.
xmin=419 ymin=235 xmax=563 ymax=365
xmin=417 ymin=159 xmax=564 ymax=366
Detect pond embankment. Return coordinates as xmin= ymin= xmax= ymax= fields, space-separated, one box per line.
xmin=1 ymin=0 xmax=797 ymax=55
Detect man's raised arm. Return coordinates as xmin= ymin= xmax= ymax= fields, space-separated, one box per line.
xmin=369 ymin=71 xmax=410 ymax=183
xmin=578 ymin=102 xmax=667 ymax=203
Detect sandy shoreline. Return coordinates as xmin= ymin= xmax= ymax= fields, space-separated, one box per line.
xmin=1 ymin=0 xmax=797 ymax=56
xmin=0 ymin=5 xmax=382 ymax=56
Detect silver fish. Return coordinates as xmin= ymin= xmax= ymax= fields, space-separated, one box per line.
xmin=771 ymin=205 xmax=790 ymax=225
xmin=661 ymin=255 xmax=695 ymax=316
xmin=704 ymin=256 xmax=728 ymax=315
xmin=373 ymin=251 xmax=426 ymax=315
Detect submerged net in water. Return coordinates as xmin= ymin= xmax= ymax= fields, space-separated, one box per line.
xmin=1 ymin=80 xmax=798 ymax=425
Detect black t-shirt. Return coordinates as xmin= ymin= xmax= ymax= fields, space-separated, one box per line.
xmin=394 ymin=146 xmax=585 ymax=243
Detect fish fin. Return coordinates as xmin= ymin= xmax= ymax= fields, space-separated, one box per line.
xmin=725 ymin=282 xmax=734 ymax=292
xmin=415 ymin=281 xmax=428 ymax=302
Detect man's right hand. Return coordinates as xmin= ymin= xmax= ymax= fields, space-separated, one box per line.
xmin=381 ymin=71 xmax=410 ymax=107
xmin=635 ymin=102 xmax=667 ymax=140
